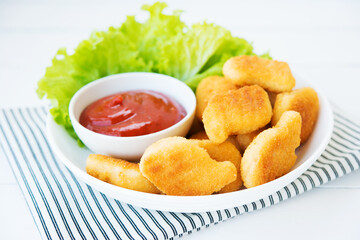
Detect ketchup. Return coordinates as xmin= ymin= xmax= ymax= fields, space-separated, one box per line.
xmin=79 ymin=90 xmax=186 ymax=137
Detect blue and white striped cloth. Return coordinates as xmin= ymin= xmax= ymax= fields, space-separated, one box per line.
xmin=0 ymin=106 xmax=359 ymax=240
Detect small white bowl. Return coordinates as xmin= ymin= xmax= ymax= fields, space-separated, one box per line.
xmin=69 ymin=72 xmax=196 ymax=161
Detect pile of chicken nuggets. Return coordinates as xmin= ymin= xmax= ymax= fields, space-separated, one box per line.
xmin=86 ymin=55 xmax=320 ymax=196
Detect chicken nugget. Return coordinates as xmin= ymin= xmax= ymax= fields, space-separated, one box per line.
xmin=86 ymin=154 xmax=160 ymax=194
xmin=241 ymin=111 xmax=301 ymax=188
xmin=226 ymin=135 xmax=241 ymax=151
xmin=190 ymin=130 xmax=209 ymax=140
xmin=139 ymin=137 xmax=237 ymax=196
xmin=272 ymin=87 xmax=319 ymax=144
xmin=196 ymin=76 xmax=237 ymax=120
xmin=236 ymin=127 xmax=266 ymax=153
xmin=190 ymin=130 xmax=241 ymax=151
xmin=190 ymin=139 xmax=242 ymax=193
xmin=267 ymin=91 xmax=278 ymax=107
xmin=223 ymin=55 xmax=295 ymax=92
xmin=203 ymin=85 xmax=272 ymax=144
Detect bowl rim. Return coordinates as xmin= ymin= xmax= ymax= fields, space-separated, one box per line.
xmin=68 ymin=72 xmax=197 ymax=141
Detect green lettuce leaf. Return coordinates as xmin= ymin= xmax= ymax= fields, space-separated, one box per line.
xmin=157 ymin=23 xmax=231 ymax=81
xmin=37 ymin=2 xmax=269 ymax=143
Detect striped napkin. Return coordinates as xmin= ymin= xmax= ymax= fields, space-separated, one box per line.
xmin=0 ymin=106 xmax=359 ymax=240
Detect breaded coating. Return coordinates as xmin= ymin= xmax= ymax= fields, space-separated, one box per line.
xmin=190 ymin=130 xmax=209 ymax=140
xmin=236 ymin=127 xmax=266 ymax=153
xmin=139 ymin=137 xmax=237 ymax=196
xmin=190 ymin=139 xmax=243 ymax=193
xmin=226 ymin=136 xmax=241 ymax=151
xmin=203 ymin=85 xmax=272 ymax=144
xmin=267 ymin=91 xmax=278 ymax=107
xmin=241 ymin=111 xmax=301 ymax=188
xmin=223 ymin=55 xmax=296 ymax=92
xmin=195 ymin=76 xmax=237 ymax=120
xmin=86 ymin=154 xmax=160 ymax=194
xmin=190 ymin=130 xmax=241 ymax=151
xmin=272 ymin=87 xmax=319 ymax=144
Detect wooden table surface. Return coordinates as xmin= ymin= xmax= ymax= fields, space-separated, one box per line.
xmin=1 ymin=1 xmax=360 ymax=239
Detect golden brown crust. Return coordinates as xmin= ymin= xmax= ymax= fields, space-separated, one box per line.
xmin=241 ymin=111 xmax=301 ymax=188
xmin=223 ymin=55 xmax=295 ymax=92
xmin=272 ymin=87 xmax=319 ymax=144
xmin=190 ymin=139 xmax=243 ymax=193
xmin=86 ymin=154 xmax=160 ymax=193
xmin=189 ymin=130 xmax=209 ymax=140
xmin=267 ymin=91 xmax=278 ymax=107
xmin=190 ymin=130 xmax=242 ymax=152
xmin=202 ymin=85 xmax=272 ymax=144
xmin=236 ymin=127 xmax=266 ymax=153
xmin=195 ymin=76 xmax=237 ymax=120
xmin=139 ymin=137 xmax=237 ymax=196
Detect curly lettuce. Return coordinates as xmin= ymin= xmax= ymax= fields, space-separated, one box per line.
xmin=37 ymin=2 xmax=269 ymax=143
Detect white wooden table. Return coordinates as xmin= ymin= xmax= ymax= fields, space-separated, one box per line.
xmin=1 ymin=1 xmax=360 ymax=239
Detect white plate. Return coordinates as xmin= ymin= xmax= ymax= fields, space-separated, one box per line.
xmin=47 ymin=73 xmax=333 ymax=213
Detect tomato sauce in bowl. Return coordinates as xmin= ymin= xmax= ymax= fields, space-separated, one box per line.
xmin=69 ymin=72 xmax=196 ymax=160
xmin=79 ymin=90 xmax=186 ymax=137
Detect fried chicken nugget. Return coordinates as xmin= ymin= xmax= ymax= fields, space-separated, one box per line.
xmin=203 ymin=85 xmax=272 ymax=144
xmin=236 ymin=127 xmax=266 ymax=153
xmin=267 ymin=91 xmax=278 ymax=107
xmin=190 ymin=130 xmax=209 ymax=140
xmin=86 ymin=154 xmax=160 ymax=194
xmin=139 ymin=137 xmax=237 ymax=196
xmin=223 ymin=55 xmax=296 ymax=92
xmin=190 ymin=139 xmax=243 ymax=193
xmin=190 ymin=130 xmax=241 ymax=151
xmin=196 ymin=76 xmax=237 ymax=120
xmin=241 ymin=111 xmax=301 ymax=188
xmin=272 ymin=87 xmax=319 ymax=144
